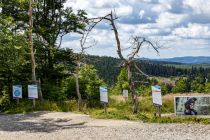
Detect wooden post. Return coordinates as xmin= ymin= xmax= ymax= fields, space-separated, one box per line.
xmin=154 ymin=104 xmax=162 ymax=118
xmin=124 ymin=97 xmax=128 ymax=101
xmin=38 ymin=78 xmax=43 ymax=102
xmin=154 ymin=105 xmax=161 ymax=118
xmin=104 ymin=103 xmax=107 ymax=114
xmin=33 ymin=99 xmax=35 ymax=108
xmin=17 ymin=98 xmax=19 ymax=104
xmin=158 ymin=106 xmax=161 ymax=118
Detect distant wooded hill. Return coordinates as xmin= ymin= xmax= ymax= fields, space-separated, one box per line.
xmin=86 ymin=55 xmax=210 ymax=85
xmin=150 ymin=56 xmax=210 ymax=64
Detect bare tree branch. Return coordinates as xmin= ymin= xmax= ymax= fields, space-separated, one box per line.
xmin=86 ymin=12 xmax=125 ymax=62
xmin=58 ymin=33 xmax=66 ymax=48
xmin=133 ymin=62 xmax=149 ymax=77
xmin=128 ymin=36 xmax=160 ymax=60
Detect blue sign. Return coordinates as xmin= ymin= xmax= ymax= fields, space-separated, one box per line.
xmin=14 ymin=90 xmax=21 ymax=96
xmin=154 ymin=85 xmax=161 ymax=89
xmin=13 ymin=85 xmax=22 ymax=98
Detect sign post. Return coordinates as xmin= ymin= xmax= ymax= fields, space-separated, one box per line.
xmin=28 ymin=84 xmax=38 ymax=108
xmin=100 ymin=86 xmax=108 ymax=113
xmin=122 ymin=89 xmax=128 ymax=101
xmin=151 ymin=85 xmax=162 ymax=117
xmin=13 ymin=85 xmax=22 ymax=104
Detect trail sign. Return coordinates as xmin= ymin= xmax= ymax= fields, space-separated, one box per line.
xmin=122 ymin=89 xmax=128 ymax=98
xmin=28 ymin=85 xmax=38 ymax=99
xmin=100 ymin=86 xmax=108 ymax=103
xmin=151 ymin=85 xmax=162 ymax=106
xmin=13 ymin=85 xmax=22 ymax=98
xmin=122 ymin=89 xmax=128 ymax=101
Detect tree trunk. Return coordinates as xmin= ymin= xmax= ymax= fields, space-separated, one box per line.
xmin=48 ymin=45 xmax=54 ymax=70
xmin=75 ymin=72 xmax=82 ymax=111
xmin=38 ymin=78 xmax=43 ymax=102
xmin=127 ymin=64 xmax=138 ymax=113
xmin=29 ymin=0 xmax=36 ymax=83
xmin=8 ymin=77 xmax=13 ymax=100
xmin=29 ymin=0 xmax=37 ymax=107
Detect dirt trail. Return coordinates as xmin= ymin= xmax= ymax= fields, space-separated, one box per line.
xmin=0 ymin=111 xmax=210 ymax=140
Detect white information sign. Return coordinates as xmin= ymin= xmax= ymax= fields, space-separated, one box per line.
xmin=100 ymin=86 xmax=108 ymax=103
xmin=152 ymin=85 xmax=162 ymax=105
xmin=13 ymin=85 xmax=22 ymax=98
xmin=28 ymin=85 xmax=38 ymax=99
xmin=122 ymin=89 xmax=128 ymax=98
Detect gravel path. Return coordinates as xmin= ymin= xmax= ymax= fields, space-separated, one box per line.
xmin=0 ymin=111 xmax=210 ymax=140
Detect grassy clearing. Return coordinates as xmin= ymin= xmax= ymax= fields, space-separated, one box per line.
xmin=5 ymin=100 xmax=78 ymax=114
xmin=89 ymin=111 xmax=210 ymax=124
xmin=86 ymin=94 xmax=210 ymax=124
xmin=3 ymin=94 xmax=210 ymax=124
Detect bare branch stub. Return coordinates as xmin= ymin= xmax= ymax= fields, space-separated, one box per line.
xmin=77 ymin=17 xmax=100 ymax=63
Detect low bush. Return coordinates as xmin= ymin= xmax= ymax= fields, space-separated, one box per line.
xmin=0 ymin=88 xmax=10 ymax=111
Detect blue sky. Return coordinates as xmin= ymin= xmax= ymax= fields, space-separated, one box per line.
xmin=63 ymin=0 xmax=210 ymax=59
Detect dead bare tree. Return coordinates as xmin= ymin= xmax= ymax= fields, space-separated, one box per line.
xmin=88 ymin=11 xmax=159 ymax=113
xmin=73 ymin=20 xmax=97 ymax=111
xmin=126 ymin=36 xmax=159 ymax=113
xmin=29 ymin=0 xmax=37 ymax=107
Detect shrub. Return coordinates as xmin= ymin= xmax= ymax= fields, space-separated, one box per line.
xmin=0 ymin=88 xmax=10 ymax=111
xmin=80 ymin=64 xmax=105 ymax=107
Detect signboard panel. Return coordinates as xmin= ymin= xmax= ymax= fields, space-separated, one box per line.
xmin=122 ymin=90 xmax=128 ymax=98
xmin=151 ymin=85 xmax=162 ymax=105
xmin=13 ymin=85 xmax=22 ymax=98
xmin=28 ymin=85 xmax=38 ymax=99
xmin=100 ymin=86 xmax=108 ymax=103
xmin=175 ymin=96 xmax=210 ymax=115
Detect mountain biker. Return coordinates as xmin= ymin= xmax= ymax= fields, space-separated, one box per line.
xmin=184 ymin=97 xmax=197 ymax=115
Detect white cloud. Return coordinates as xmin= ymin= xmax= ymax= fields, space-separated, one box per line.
xmin=172 ymin=23 xmax=210 ymax=39
xmin=118 ymin=23 xmax=162 ymax=37
xmin=115 ymin=5 xmax=133 ymax=16
xmin=139 ymin=10 xmax=145 ymax=19
xmin=94 ymin=0 xmax=119 ymax=8
xmin=65 ymin=0 xmax=133 ymax=17
xmin=151 ymin=3 xmax=171 ymax=13
xmin=156 ymin=12 xmax=187 ymax=28
xmin=183 ymin=0 xmax=210 ymax=14
xmin=64 ymin=0 xmax=90 ymax=10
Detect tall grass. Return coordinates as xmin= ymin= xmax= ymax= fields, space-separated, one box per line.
xmin=88 ymin=95 xmax=210 ymax=124
xmin=6 ymin=99 xmax=77 ymax=114
xmin=4 ymin=94 xmax=210 ymax=124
